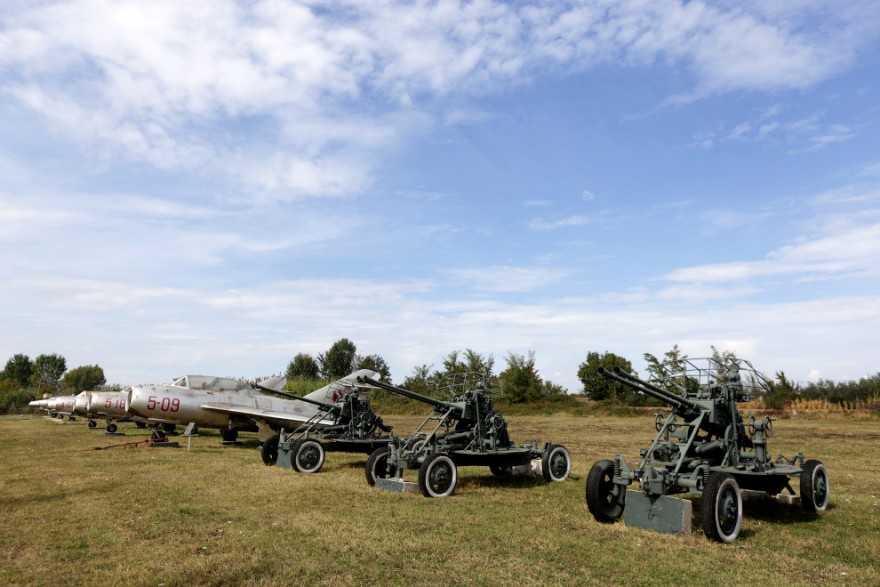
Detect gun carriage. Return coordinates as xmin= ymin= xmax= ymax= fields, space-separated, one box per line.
xmin=361 ymin=374 xmax=571 ymax=497
xmin=585 ymin=357 xmax=829 ymax=542
xmin=259 ymin=383 xmax=392 ymax=474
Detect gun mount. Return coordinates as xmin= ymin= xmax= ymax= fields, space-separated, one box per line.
xmin=257 ymin=382 xmax=392 ymax=474
xmin=361 ymin=373 xmax=571 ymax=497
xmin=586 ymin=357 xmax=829 ymax=542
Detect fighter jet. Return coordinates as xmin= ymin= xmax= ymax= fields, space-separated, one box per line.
xmin=73 ymin=390 xmax=146 ymax=433
xmin=29 ymin=393 xmax=81 ymax=420
xmin=125 ymin=369 xmax=380 ymax=444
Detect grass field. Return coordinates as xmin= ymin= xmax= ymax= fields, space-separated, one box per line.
xmin=1 ymin=414 xmax=877 ymax=586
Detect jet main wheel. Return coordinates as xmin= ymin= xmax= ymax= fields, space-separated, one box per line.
xmin=87 ymin=420 xmax=97 ymax=429
xmin=365 ymin=447 xmax=391 ymax=486
xmin=542 ymin=444 xmax=572 ymax=482
xmin=106 ymin=423 xmax=118 ymax=433
xmin=293 ymin=440 xmax=325 ymax=474
xmin=261 ymin=434 xmax=280 ymax=466
xmin=701 ymin=472 xmax=743 ymax=543
xmin=221 ymin=429 xmax=239 ymax=443
xmin=418 ymin=453 xmax=457 ymax=498
xmin=162 ymin=423 xmax=176 ymax=434
xmin=586 ymin=459 xmax=625 ymax=523
xmin=800 ymin=460 xmax=830 ymax=512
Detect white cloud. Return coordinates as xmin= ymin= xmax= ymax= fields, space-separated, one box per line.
xmin=445 ymin=265 xmax=575 ymax=293
xmin=694 ymin=108 xmax=856 ymax=151
xmin=665 ymin=209 xmax=880 ymax=284
xmin=2 ymin=0 xmax=873 ymax=199
xmin=3 ymin=271 xmax=878 ymax=390
xmin=529 ymin=215 xmax=590 ymax=231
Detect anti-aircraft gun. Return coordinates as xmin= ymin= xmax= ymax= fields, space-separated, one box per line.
xmin=257 ymin=382 xmax=392 ymax=474
xmin=360 ymin=373 xmax=571 ymax=497
xmin=585 ymin=357 xmax=829 ymax=542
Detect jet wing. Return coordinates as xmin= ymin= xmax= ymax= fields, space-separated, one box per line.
xmin=200 ymin=403 xmax=336 ymax=427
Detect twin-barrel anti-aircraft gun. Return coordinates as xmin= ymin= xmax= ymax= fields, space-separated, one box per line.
xmin=586 ymin=357 xmax=830 ymax=542
xmin=257 ymin=371 xmax=572 ymax=496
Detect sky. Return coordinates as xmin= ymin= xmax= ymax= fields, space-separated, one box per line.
xmin=1 ymin=0 xmax=879 ymax=391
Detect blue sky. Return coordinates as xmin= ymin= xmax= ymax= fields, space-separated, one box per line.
xmin=2 ymin=0 xmax=879 ymax=391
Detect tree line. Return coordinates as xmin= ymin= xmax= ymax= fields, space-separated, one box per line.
xmin=0 ymin=353 xmax=107 ymax=414
xmin=4 ymin=340 xmax=877 ymax=414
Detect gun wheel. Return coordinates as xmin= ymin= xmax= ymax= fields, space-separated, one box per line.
xmin=365 ymin=446 xmax=391 ymax=486
xmin=293 ymin=439 xmax=325 ymax=473
xmin=586 ymin=459 xmax=624 ymax=523
xmin=261 ymin=434 xmax=280 ymax=466
xmin=800 ymin=460 xmax=829 ymax=512
xmin=418 ymin=453 xmax=457 ymax=498
xmin=701 ymin=472 xmax=742 ymax=543
xmin=542 ymin=444 xmax=572 ymax=482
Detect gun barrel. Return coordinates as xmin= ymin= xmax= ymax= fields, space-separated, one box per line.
xmin=598 ymin=368 xmax=699 ymax=412
xmin=255 ymin=384 xmax=341 ymax=413
xmin=358 ymin=376 xmax=459 ymax=413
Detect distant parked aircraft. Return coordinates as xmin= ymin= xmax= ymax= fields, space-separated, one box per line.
xmin=125 ymin=369 xmax=379 ymax=443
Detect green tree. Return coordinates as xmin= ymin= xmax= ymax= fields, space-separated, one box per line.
xmin=318 ymin=338 xmax=358 ymax=379
xmin=643 ymin=344 xmax=688 ymax=382
xmin=3 ymin=354 xmax=33 ymax=387
xmin=435 ymin=349 xmax=495 ymax=389
xmin=30 ymin=353 xmax=67 ymax=389
xmin=356 ymin=354 xmax=391 ymax=382
xmin=577 ymin=351 xmax=635 ymax=401
xmin=765 ymin=371 xmax=799 ymax=410
xmin=286 ymin=353 xmax=320 ymax=380
xmin=498 ymin=351 xmax=543 ymax=403
xmin=542 ymin=380 xmax=568 ymax=397
xmin=401 ymin=364 xmax=434 ymax=395
xmin=61 ymin=365 xmax=106 ymax=392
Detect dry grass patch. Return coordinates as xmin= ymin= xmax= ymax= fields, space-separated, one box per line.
xmin=1 ymin=414 xmax=877 ymax=586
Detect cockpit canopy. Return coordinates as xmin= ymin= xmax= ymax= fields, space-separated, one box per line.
xmin=171 ymin=375 xmax=250 ymax=391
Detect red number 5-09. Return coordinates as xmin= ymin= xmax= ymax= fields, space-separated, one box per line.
xmin=146 ymin=396 xmax=180 ymax=412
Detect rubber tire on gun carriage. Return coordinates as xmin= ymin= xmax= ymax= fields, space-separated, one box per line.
xmin=586 ymin=459 xmax=625 ymax=523
xmin=293 ymin=439 xmax=325 ymax=474
xmin=489 ymin=464 xmax=512 ymax=477
xmin=261 ymin=434 xmax=280 ymax=466
xmin=365 ymin=446 xmax=392 ymax=486
xmin=701 ymin=472 xmax=743 ymax=543
xmin=800 ymin=459 xmax=830 ymax=512
xmin=418 ymin=453 xmax=457 ymax=498
xmin=542 ymin=444 xmax=572 ymax=482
